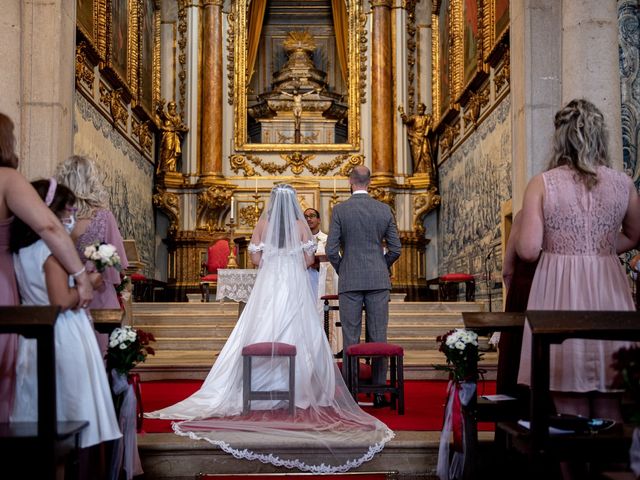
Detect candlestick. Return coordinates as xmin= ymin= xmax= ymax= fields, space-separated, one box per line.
xmin=333 ymin=177 xmax=336 ymax=194
xmin=230 ymin=197 xmax=235 ymax=222
xmin=254 ymin=177 xmax=258 ymax=194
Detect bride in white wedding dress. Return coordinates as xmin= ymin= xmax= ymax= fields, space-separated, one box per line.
xmin=146 ymin=183 xmax=393 ymax=473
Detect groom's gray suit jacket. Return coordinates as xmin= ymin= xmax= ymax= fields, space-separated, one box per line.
xmin=326 ymin=193 xmax=401 ymax=293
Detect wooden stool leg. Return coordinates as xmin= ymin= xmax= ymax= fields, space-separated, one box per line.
xmin=397 ymin=356 xmax=405 ymax=415
xmin=390 ymin=355 xmax=397 ymax=410
xmin=350 ymin=355 xmax=359 ymax=401
xmin=243 ymin=356 xmax=251 ymax=414
xmin=289 ymin=356 xmax=296 ymax=416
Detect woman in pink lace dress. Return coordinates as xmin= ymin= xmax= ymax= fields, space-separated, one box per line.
xmin=55 ymin=156 xmax=129 ymax=309
xmin=516 ymin=99 xmax=640 ymax=422
xmin=0 ymin=114 xmax=93 ymax=421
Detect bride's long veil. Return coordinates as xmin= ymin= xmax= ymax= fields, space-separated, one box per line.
xmin=153 ymin=184 xmax=394 ymax=473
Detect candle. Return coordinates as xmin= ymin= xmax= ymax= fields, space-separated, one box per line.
xmin=230 ymin=197 xmax=235 ymax=222
xmin=254 ymin=177 xmax=258 ymax=194
xmin=333 ymin=177 xmax=336 ymax=195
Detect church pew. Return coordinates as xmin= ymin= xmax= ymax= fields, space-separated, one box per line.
xmin=498 ymin=310 xmax=640 ymax=478
xmin=461 ymin=312 xmax=526 ymax=480
xmin=0 ymin=306 xmax=88 ymax=479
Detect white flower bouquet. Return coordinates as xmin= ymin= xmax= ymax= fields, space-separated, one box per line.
xmin=84 ymin=241 xmax=122 ymax=273
xmin=106 ymin=326 xmax=155 ymax=375
xmin=435 ymin=328 xmax=484 ymax=382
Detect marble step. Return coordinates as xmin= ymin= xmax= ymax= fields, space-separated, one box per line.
xmin=141 ymin=319 xmax=463 ymax=341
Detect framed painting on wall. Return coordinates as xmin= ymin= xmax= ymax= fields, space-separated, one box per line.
xmin=105 ymin=0 xmax=138 ymax=99
xmin=483 ymin=0 xmax=509 ymax=64
xmin=459 ymin=0 xmax=487 ymax=99
xmin=76 ymin=0 xmax=107 ymax=58
xmin=137 ymin=0 xmax=160 ymax=120
xmin=432 ymin=0 xmax=461 ymax=129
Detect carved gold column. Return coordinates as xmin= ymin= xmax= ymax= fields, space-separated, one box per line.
xmin=370 ymin=0 xmax=394 ymax=179
xmin=200 ymin=0 xmax=223 ymax=176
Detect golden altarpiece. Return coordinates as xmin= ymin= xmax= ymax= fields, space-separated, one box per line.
xmin=152 ymin=0 xmax=441 ymax=299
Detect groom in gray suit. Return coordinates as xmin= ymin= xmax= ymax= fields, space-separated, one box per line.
xmin=326 ymin=166 xmax=401 ymax=406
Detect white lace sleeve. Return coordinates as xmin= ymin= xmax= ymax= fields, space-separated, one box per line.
xmin=302 ymin=239 xmax=317 ymax=255
xmin=248 ymin=242 xmax=264 ymax=253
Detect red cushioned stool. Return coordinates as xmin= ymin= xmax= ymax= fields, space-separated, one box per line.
xmin=242 ymin=342 xmax=296 ymax=415
xmin=346 ymin=342 xmax=404 ymax=415
xmin=439 ymin=273 xmax=475 ymax=301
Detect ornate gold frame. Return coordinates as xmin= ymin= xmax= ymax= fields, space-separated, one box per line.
xmin=231 ymin=0 xmax=364 ymax=153
xmin=456 ymin=0 xmax=489 ymax=104
xmin=104 ymin=0 xmax=138 ymax=101
xmin=482 ymin=0 xmax=509 ymax=65
xmin=134 ymin=0 xmax=161 ymax=123
xmin=76 ymin=0 xmax=108 ymax=60
xmin=431 ymin=0 xmax=462 ymax=130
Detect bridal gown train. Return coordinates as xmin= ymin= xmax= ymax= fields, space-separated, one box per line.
xmin=146 ymin=242 xmax=393 ymax=473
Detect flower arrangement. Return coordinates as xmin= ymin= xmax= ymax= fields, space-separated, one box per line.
xmin=435 ymin=328 xmax=484 ymax=382
xmin=612 ymin=345 xmax=640 ymax=424
xmin=84 ymin=241 xmax=121 ymax=273
xmin=106 ymin=326 xmax=156 ymax=375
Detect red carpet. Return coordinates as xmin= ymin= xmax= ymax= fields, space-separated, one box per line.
xmin=140 ymin=379 xmax=496 ymax=433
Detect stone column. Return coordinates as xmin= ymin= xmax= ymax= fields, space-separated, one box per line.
xmin=562 ymin=0 xmax=622 ymax=170
xmin=0 ymin=0 xmax=76 ymax=178
xmin=370 ymin=0 xmax=394 ymax=179
xmin=200 ymin=0 xmax=223 ymax=177
xmin=509 ymin=0 xmax=562 ymax=210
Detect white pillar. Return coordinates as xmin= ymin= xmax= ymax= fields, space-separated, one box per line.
xmin=509 ymin=0 xmax=562 ymax=211
xmin=562 ymin=0 xmax=623 ymax=170
xmin=0 ymin=0 xmax=76 ymax=178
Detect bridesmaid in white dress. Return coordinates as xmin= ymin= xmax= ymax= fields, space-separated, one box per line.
xmin=146 ymin=184 xmax=393 ymax=473
xmin=10 ymin=178 xmax=121 ymax=449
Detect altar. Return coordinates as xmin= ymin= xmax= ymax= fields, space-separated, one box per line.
xmin=215 ymin=265 xmax=342 ymax=355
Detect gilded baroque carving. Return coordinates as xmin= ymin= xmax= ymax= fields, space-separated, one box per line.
xmin=413 ymin=186 xmax=441 ymax=235
xmin=440 ymin=123 xmax=460 ymax=153
xmin=177 ymin=2 xmax=188 ymax=114
xmin=405 ymin=0 xmax=418 ymax=112
xmin=153 ymin=187 xmax=180 ymax=235
xmin=494 ymin=51 xmax=510 ymax=94
xmin=132 ymin=119 xmax=153 ymax=153
xmin=359 ymin=11 xmax=368 ymax=104
xmin=75 ymin=42 xmax=95 ymax=90
xmin=99 ymin=85 xmax=128 ymax=127
xmin=369 ymin=186 xmax=396 ymax=212
xmin=197 ymin=185 xmax=234 ymax=233
xmin=463 ymin=88 xmax=490 ymax=128
xmin=230 ymin=154 xmax=258 ymax=176
xmin=156 ymin=99 xmax=188 ymax=174
xmin=226 ymin=9 xmax=235 ymax=106
xmin=239 ymin=202 xmax=264 ymax=229
xmin=229 ymin=153 xmax=364 ymax=177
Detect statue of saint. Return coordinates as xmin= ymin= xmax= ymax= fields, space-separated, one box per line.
xmin=399 ymin=103 xmax=435 ymax=180
xmin=156 ymin=100 xmax=188 ymax=174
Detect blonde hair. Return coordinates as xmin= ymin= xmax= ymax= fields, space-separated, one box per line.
xmin=548 ymin=98 xmax=610 ymax=189
xmin=55 ymin=155 xmax=109 ymax=217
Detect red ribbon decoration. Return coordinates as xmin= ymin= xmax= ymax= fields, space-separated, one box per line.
xmin=128 ymin=373 xmax=144 ymax=432
xmin=450 ymin=381 xmax=463 ymax=452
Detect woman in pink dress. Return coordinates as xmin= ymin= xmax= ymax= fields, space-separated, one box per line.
xmin=0 ymin=113 xmax=93 ymax=421
xmin=516 ymin=99 xmax=640 ymax=421
xmin=55 ymin=155 xmax=129 ymax=309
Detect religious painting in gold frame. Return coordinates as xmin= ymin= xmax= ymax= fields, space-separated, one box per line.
xmin=483 ymin=0 xmax=509 ymax=64
xmin=431 ymin=0 xmax=461 ymax=129
xmin=232 ymin=0 xmax=363 ymax=153
xmin=136 ymin=0 xmax=161 ymax=120
xmin=104 ymin=0 xmax=138 ymax=99
xmin=76 ymin=0 xmax=107 ymax=58
xmin=458 ymin=0 xmax=487 ymax=100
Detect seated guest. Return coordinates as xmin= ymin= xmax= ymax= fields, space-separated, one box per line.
xmin=55 ymin=155 xmax=129 ymax=309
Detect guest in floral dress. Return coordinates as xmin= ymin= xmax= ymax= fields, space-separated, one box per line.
xmin=55 ymin=155 xmax=129 ymax=309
